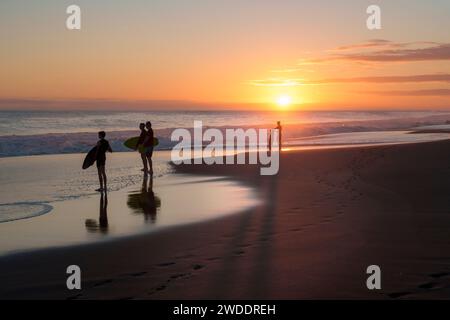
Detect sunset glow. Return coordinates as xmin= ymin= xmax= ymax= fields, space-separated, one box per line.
xmin=3 ymin=0 xmax=450 ymax=302
xmin=1 ymin=1 xmax=450 ymax=110
xmin=276 ymin=95 xmax=292 ymax=109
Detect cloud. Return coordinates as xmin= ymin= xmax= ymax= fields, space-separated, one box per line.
xmin=247 ymin=78 xmax=304 ymax=87
xmin=358 ymin=89 xmax=450 ymax=96
xmin=334 ymin=42 xmax=450 ymax=63
xmin=298 ymin=41 xmax=450 ymax=65
xmin=270 ymin=67 xmax=313 ymax=74
xmin=330 ymin=39 xmax=440 ymax=52
xmin=248 ymin=74 xmax=450 ymax=87
xmin=309 ymin=74 xmax=450 ymax=84
xmin=331 ymin=39 xmax=396 ymax=51
xmin=249 ymin=40 xmax=450 ymax=91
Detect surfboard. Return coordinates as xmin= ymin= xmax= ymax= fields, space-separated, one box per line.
xmin=123 ymin=136 xmax=159 ymax=152
xmin=82 ymin=146 xmax=97 ymax=170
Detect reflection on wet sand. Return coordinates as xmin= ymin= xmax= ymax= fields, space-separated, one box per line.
xmin=127 ymin=175 xmax=161 ymax=223
xmin=0 ymin=168 xmax=257 ymax=255
xmin=85 ymin=192 xmax=109 ymax=234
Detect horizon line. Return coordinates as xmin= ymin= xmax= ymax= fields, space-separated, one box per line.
xmin=0 ymin=98 xmax=449 ymax=112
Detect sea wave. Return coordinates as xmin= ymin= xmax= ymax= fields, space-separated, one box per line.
xmin=0 ymin=114 xmax=450 ymax=157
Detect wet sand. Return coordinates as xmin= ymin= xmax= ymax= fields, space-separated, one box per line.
xmin=0 ymin=173 xmax=258 ymax=255
xmin=1 ymin=140 xmax=450 ymax=299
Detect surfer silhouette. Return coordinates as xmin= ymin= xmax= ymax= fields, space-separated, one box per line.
xmin=142 ymin=121 xmax=154 ymax=176
xmin=136 ymin=123 xmax=148 ymax=173
xmin=95 ymin=131 xmax=112 ymax=192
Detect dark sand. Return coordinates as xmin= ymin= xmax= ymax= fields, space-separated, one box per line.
xmin=1 ymin=140 xmax=450 ymax=299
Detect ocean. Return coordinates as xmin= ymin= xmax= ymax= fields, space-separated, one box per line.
xmin=1 ymin=109 xmax=449 ymax=251
xmin=1 ymin=110 xmax=450 ymax=157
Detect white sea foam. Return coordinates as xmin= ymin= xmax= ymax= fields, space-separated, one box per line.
xmin=1 ymin=111 xmax=450 ymax=157
xmin=0 ymin=152 xmax=173 ymax=223
xmin=0 ymin=202 xmax=53 ymax=223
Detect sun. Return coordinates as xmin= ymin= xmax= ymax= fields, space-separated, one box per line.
xmin=276 ymin=95 xmax=292 ymax=108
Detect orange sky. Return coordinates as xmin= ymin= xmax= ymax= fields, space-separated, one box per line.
xmin=1 ymin=0 xmax=450 ymax=110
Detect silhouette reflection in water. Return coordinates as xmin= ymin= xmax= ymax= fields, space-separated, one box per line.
xmin=127 ymin=175 xmax=161 ymax=223
xmin=85 ymin=191 xmax=109 ymax=234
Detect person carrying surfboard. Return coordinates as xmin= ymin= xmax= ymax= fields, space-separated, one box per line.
xmin=142 ymin=121 xmax=154 ymax=176
xmin=136 ymin=123 xmax=148 ymax=173
xmin=95 ymin=131 xmax=112 ymax=192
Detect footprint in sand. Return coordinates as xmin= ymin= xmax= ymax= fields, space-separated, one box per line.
xmin=170 ymin=273 xmax=190 ymax=280
xmin=387 ymin=291 xmax=410 ymax=299
xmin=93 ymin=279 xmax=113 ymax=287
xmin=148 ymin=273 xmax=193 ymax=296
xmin=388 ymin=282 xmax=441 ymax=299
xmin=207 ymin=257 xmax=221 ymax=261
xmin=192 ymin=264 xmax=205 ymax=270
xmin=418 ymin=282 xmax=438 ymax=289
xmin=157 ymin=262 xmax=176 ymax=267
xmin=429 ymin=272 xmax=450 ymax=279
xmin=175 ymin=254 xmax=196 ymax=260
xmin=129 ymin=271 xmax=147 ymax=277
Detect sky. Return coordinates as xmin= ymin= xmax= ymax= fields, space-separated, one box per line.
xmin=1 ymin=0 xmax=450 ymax=110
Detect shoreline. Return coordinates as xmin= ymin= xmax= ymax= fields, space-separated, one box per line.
xmin=0 ymin=168 xmax=259 ymax=256
xmin=2 ymin=117 xmax=450 ymax=158
xmin=1 ymin=140 xmax=450 ymax=299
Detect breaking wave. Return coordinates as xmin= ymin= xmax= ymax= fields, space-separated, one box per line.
xmin=1 ymin=112 xmax=450 ymax=157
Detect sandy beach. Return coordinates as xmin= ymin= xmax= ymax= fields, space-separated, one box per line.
xmin=0 ymin=139 xmax=449 ymax=299
xmin=3 ymin=0 xmax=450 ymax=308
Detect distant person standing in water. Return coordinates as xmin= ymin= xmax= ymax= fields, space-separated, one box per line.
xmin=142 ymin=121 xmax=154 ymax=175
xmin=95 ymin=131 xmax=112 ymax=192
xmin=275 ymin=121 xmax=282 ymax=149
xmin=136 ymin=123 xmax=148 ymax=173
xmin=269 ymin=121 xmax=282 ymax=151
